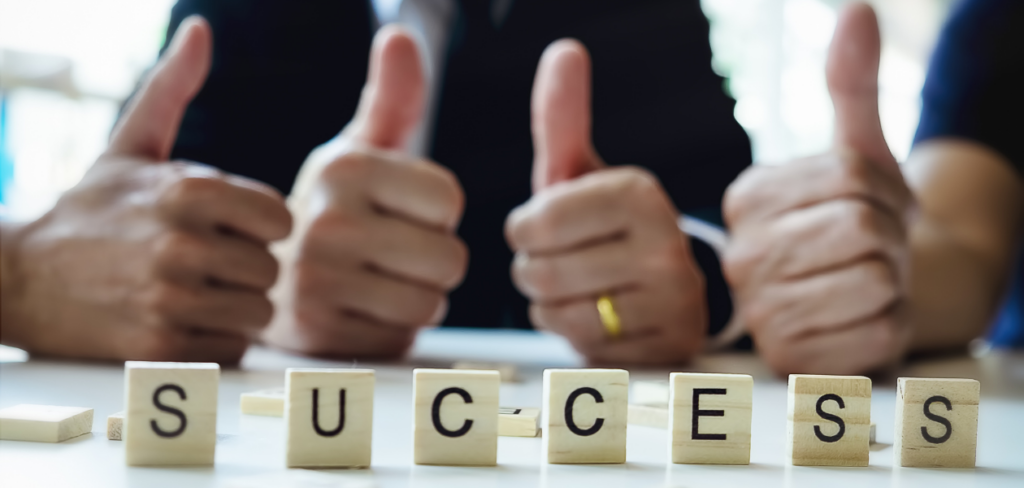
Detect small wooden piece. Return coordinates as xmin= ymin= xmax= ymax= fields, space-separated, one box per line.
xmin=669 ymin=373 xmax=753 ymax=465
xmin=285 ymin=368 xmax=375 ymax=468
xmin=543 ymin=369 xmax=628 ymax=464
xmin=894 ymin=377 xmax=979 ymax=468
xmin=787 ymin=374 xmax=871 ymax=467
xmin=452 ymin=361 xmax=518 ymax=383
xmin=107 ymin=411 xmax=124 ymax=440
xmin=240 ymin=388 xmax=285 ymax=417
xmin=413 ymin=369 xmax=499 ymax=466
xmin=0 ymin=404 xmax=93 ymax=442
xmin=124 ymin=361 xmax=219 ymax=466
xmin=870 ymin=422 xmax=876 ymax=445
xmin=628 ymin=404 xmax=668 ymax=429
xmin=499 ymin=407 xmax=540 ymax=437
xmin=631 ymin=380 xmax=669 ymax=406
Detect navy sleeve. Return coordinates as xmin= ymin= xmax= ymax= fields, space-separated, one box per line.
xmin=913 ymin=0 xmax=1024 ymax=175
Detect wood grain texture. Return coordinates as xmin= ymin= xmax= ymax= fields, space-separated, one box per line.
xmin=499 ymin=407 xmax=540 ymax=437
xmin=285 ymin=369 xmax=374 ymax=468
xmin=124 ymin=361 xmax=219 ymax=466
xmin=894 ymin=377 xmax=979 ymax=468
xmin=669 ymin=373 xmax=752 ymax=465
xmin=413 ymin=369 xmax=499 ymax=466
xmin=543 ymin=369 xmax=628 ymax=464
xmin=107 ymin=411 xmax=124 ymax=441
xmin=240 ymin=388 xmax=285 ymax=417
xmin=786 ymin=374 xmax=871 ymax=467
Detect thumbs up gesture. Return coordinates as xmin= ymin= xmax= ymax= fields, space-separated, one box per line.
xmin=505 ymin=40 xmax=707 ymax=364
xmin=262 ymin=26 xmax=467 ymax=358
xmin=2 ymin=17 xmax=292 ymax=363
xmin=723 ymin=3 xmax=915 ymax=375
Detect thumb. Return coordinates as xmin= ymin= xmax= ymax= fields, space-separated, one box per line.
xmin=108 ymin=16 xmax=212 ymax=160
xmin=826 ymin=2 xmax=897 ymax=169
xmin=348 ymin=25 xmax=425 ymax=150
xmin=531 ymin=39 xmax=603 ymax=193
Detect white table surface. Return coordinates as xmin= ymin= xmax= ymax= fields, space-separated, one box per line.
xmin=1 ymin=328 xmax=1023 ymax=487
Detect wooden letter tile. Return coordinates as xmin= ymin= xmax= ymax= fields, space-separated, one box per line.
xmin=894 ymin=377 xmax=979 ymax=468
xmin=124 ymin=361 xmax=219 ymax=466
xmin=107 ymin=411 xmax=124 ymax=440
xmin=285 ymin=368 xmax=374 ymax=468
xmin=543 ymin=369 xmax=628 ymax=464
xmin=413 ymin=369 xmax=499 ymax=466
xmin=0 ymin=404 xmax=93 ymax=442
xmin=787 ymin=374 xmax=871 ymax=467
xmin=669 ymin=373 xmax=753 ymax=465
xmin=499 ymin=407 xmax=540 ymax=437
xmin=241 ymin=388 xmax=285 ymax=417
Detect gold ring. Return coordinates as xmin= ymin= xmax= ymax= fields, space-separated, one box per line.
xmin=596 ymin=294 xmax=622 ymax=340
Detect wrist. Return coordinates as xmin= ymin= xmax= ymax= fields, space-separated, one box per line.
xmin=0 ymin=220 xmax=33 ymax=348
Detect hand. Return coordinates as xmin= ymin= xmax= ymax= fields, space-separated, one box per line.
xmin=505 ymin=39 xmax=707 ymax=364
xmin=723 ymin=3 xmax=915 ymax=376
xmin=263 ymin=26 xmax=467 ymax=358
xmin=0 ymin=17 xmax=291 ymax=363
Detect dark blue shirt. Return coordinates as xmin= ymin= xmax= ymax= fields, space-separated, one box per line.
xmin=913 ymin=0 xmax=1024 ymax=346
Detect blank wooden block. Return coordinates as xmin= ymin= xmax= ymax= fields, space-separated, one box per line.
xmin=628 ymin=404 xmax=668 ymax=429
xmin=453 ymin=361 xmax=518 ymax=383
xmin=632 ymin=380 xmax=669 ymax=406
xmin=124 ymin=361 xmax=219 ymax=466
xmin=543 ymin=369 xmax=628 ymax=464
xmin=285 ymin=368 xmax=375 ymax=468
xmin=894 ymin=377 xmax=979 ymax=468
xmin=107 ymin=411 xmax=124 ymax=440
xmin=787 ymin=374 xmax=871 ymax=467
xmin=499 ymin=407 xmax=540 ymax=437
xmin=0 ymin=404 xmax=93 ymax=442
xmin=241 ymin=388 xmax=285 ymax=417
xmin=413 ymin=369 xmax=499 ymax=466
xmin=669 ymin=373 xmax=753 ymax=465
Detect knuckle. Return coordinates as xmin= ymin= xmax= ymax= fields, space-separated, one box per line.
xmin=143 ymin=283 xmax=187 ymax=318
xmin=135 ymin=328 xmax=184 ymax=362
xmin=522 ymin=260 xmax=559 ymax=298
xmin=439 ymin=237 xmax=469 ymax=289
xmin=152 ymin=231 xmax=206 ymax=269
xmin=722 ymin=167 xmax=766 ymax=225
xmin=163 ymin=175 xmax=222 ymax=207
xmin=834 ymin=154 xmax=871 ymax=192
xmin=321 ymin=152 xmax=371 ymax=183
xmin=431 ymin=164 xmax=465 ymax=221
xmin=305 ymin=209 xmax=365 ymax=253
xmin=842 ymin=200 xmax=877 ymax=236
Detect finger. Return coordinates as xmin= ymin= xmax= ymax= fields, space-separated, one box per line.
xmin=508 ymin=169 xmax=655 ymax=254
xmin=108 ymin=16 xmax=212 ymax=160
xmin=153 ymin=232 xmax=279 ymax=291
xmin=727 ymin=198 xmax=905 ymax=286
xmin=513 ymin=239 xmax=641 ymax=302
xmin=175 ymin=329 xmax=251 ymax=365
xmin=826 ymin=2 xmax=897 ymax=170
xmin=530 ymin=287 xmax=705 ymax=349
xmin=363 ymin=150 xmax=464 ymax=231
xmin=149 ymin=283 xmax=273 ymax=334
xmin=757 ymin=314 xmax=902 ymax=375
xmin=286 ymin=311 xmax=418 ymax=359
xmin=158 ymin=167 xmax=292 ymax=243
xmin=741 ymin=258 xmax=900 ymax=340
xmin=724 ymin=152 xmax=912 ymax=226
xmin=331 ymin=268 xmax=448 ymax=328
xmin=360 ymin=216 xmax=467 ymax=290
xmin=348 ymin=24 xmax=425 ymax=150
xmin=531 ymin=38 xmax=603 ymax=192
xmin=586 ymin=329 xmax=705 ymax=365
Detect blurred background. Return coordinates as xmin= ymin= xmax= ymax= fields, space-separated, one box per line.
xmin=0 ymin=0 xmax=953 ymax=219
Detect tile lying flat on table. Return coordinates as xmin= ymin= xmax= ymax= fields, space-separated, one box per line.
xmin=0 ymin=404 xmax=93 ymax=443
xmin=240 ymin=387 xmax=286 ymax=417
xmin=669 ymin=373 xmax=753 ymax=465
xmin=124 ymin=361 xmax=219 ymax=466
xmin=285 ymin=368 xmax=375 ymax=468
xmin=543 ymin=369 xmax=629 ymax=464
xmin=413 ymin=369 xmax=500 ymax=466
xmin=787 ymin=374 xmax=872 ymax=467
xmin=627 ymin=404 xmax=669 ymax=429
xmin=107 ymin=411 xmax=124 ymax=441
xmin=631 ymin=379 xmax=669 ymax=406
xmin=895 ymin=377 xmax=980 ymax=468
xmin=499 ymin=407 xmax=540 ymax=437
xmin=452 ymin=361 xmax=519 ymax=383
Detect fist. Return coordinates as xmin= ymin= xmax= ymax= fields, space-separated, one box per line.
xmin=4 ymin=18 xmax=291 ymax=363
xmin=723 ymin=3 xmax=915 ymax=375
xmin=507 ymin=39 xmax=707 ymax=364
xmin=264 ymin=26 xmax=467 ymax=358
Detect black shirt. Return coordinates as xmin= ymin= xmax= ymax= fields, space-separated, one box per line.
xmin=163 ymin=0 xmax=752 ymax=331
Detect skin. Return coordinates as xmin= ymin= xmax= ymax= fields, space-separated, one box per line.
xmin=263 ymin=26 xmax=468 ymax=358
xmin=0 ymin=17 xmax=292 ymax=363
xmin=505 ymin=40 xmax=707 ymax=364
xmin=723 ymin=3 xmax=1023 ymax=376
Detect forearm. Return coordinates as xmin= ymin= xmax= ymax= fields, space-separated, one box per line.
xmin=904 ymin=139 xmax=1024 ymax=353
xmin=0 ymin=220 xmax=30 ymax=348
